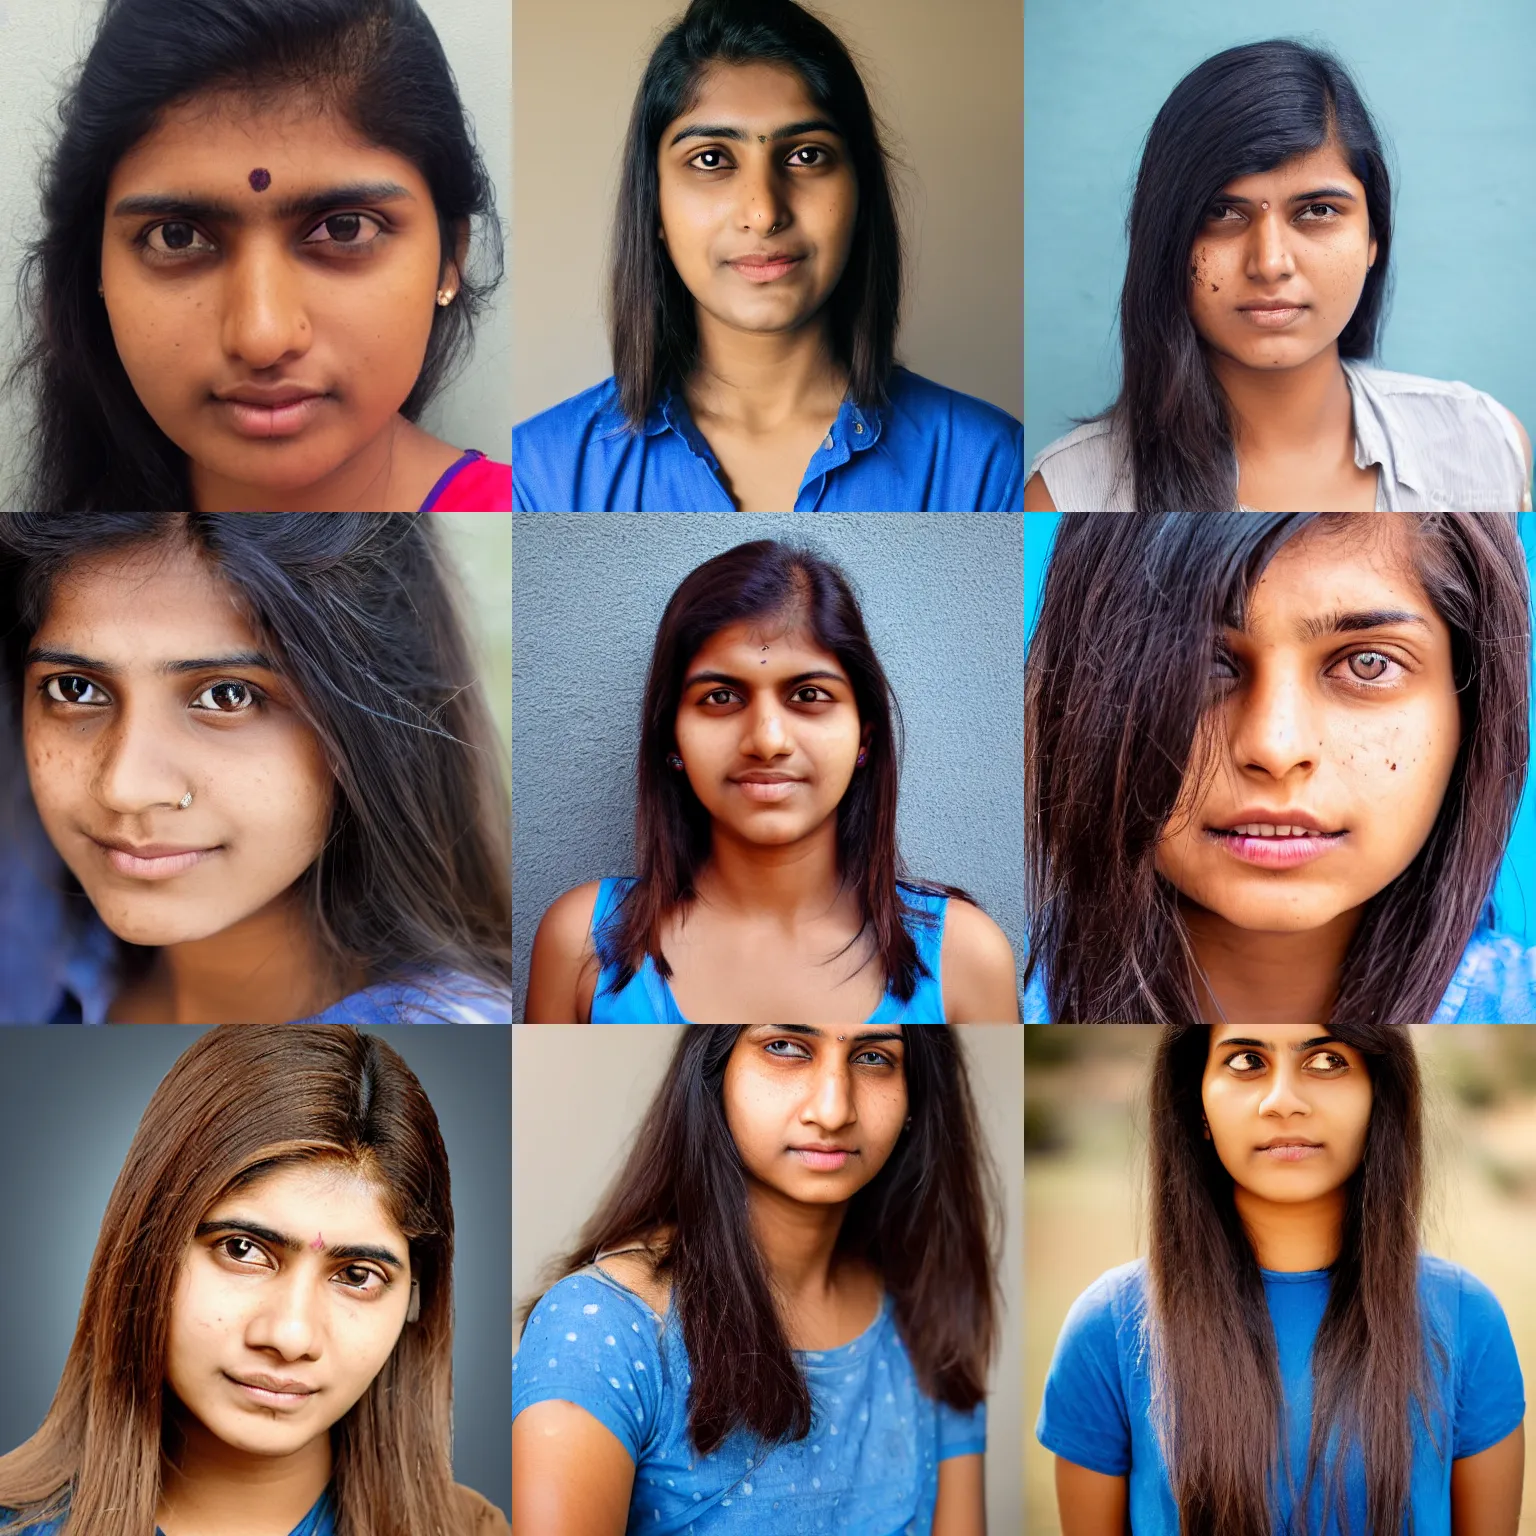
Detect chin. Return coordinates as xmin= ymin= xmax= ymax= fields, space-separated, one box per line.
xmin=91 ymin=901 xmax=238 ymax=947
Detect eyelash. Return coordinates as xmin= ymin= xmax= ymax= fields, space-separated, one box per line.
xmin=764 ymin=1038 xmax=895 ymax=1068
xmin=39 ymin=676 xmax=267 ymax=714
xmin=1206 ymin=202 xmax=1343 ymax=224
xmin=700 ymin=685 xmax=835 ymax=707
xmin=1210 ymin=649 xmax=1407 ymax=692
xmin=687 ymin=146 xmax=831 ymax=173
xmin=1223 ymin=1049 xmax=1349 ymax=1075
xmin=136 ymin=212 xmax=386 ymax=262
xmin=215 ymin=1236 xmax=389 ymax=1296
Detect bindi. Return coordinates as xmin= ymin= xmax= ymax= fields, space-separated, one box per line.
xmin=249 ymin=168 xmax=272 ymax=193
xmin=310 ymin=1232 xmax=325 ymax=1252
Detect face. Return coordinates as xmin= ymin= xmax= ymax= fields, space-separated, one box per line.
xmin=672 ymin=618 xmax=869 ymax=848
xmin=100 ymin=91 xmax=455 ymax=500
xmin=21 ymin=538 xmax=334 ymax=946
xmin=1154 ymin=515 xmax=1461 ymax=933
xmin=1200 ymin=1026 xmax=1372 ymax=1211
xmin=166 ymin=1161 xmax=414 ymax=1458
xmin=723 ymin=1025 xmax=908 ymax=1203
xmin=657 ymin=62 xmax=858 ymax=342
xmin=1187 ymin=138 xmax=1377 ymax=372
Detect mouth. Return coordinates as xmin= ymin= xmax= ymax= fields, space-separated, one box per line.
xmin=1204 ymin=819 xmax=1345 ymax=870
xmin=1236 ymin=303 xmax=1307 ymax=329
xmin=91 ymin=838 xmax=221 ymax=881
xmin=731 ymin=773 xmax=805 ymax=803
xmin=788 ymin=1145 xmax=857 ymax=1171
xmin=1256 ymin=1139 xmax=1324 ymax=1162
xmin=214 ymin=388 xmax=330 ymax=440
xmin=225 ymin=1372 xmax=319 ymax=1407
xmin=729 ymin=254 xmax=806 ymax=283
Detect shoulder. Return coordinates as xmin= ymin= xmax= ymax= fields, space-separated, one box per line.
xmin=514 ymin=377 xmax=628 ymax=443
xmin=425 ymin=452 xmax=511 ymax=511
xmin=1025 ymin=416 xmax=1130 ymax=511
xmin=534 ymin=880 xmax=608 ymax=953
xmin=512 ymin=379 xmax=640 ymax=510
xmin=520 ymin=1269 xmax=665 ymax=1343
xmin=1417 ymin=1253 xmax=1510 ymax=1321
xmin=886 ymin=367 xmax=1023 ymax=443
xmin=451 ymin=1483 xmax=510 ymax=1535
xmin=1347 ymin=363 xmax=1526 ymax=459
xmin=1433 ymin=924 xmax=1536 ymax=1023
xmin=303 ymin=970 xmax=512 ymax=1024
xmin=592 ymin=1242 xmax=673 ymax=1317
xmin=525 ymin=881 xmax=610 ymax=1023
xmin=1065 ymin=1259 xmax=1149 ymax=1330
xmin=938 ymin=897 xmax=1019 ymax=1023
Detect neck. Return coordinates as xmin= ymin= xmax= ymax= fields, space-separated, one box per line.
xmin=1183 ymin=898 xmax=1362 ymax=1026
xmin=117 ymin=894 xmax=364 ymax=1025
xmin=1235 ymin=1181 xmax=1347 ymax=1272
xmin=1209 ymin=342 xmax=1355 ymax=460
xmin=189 ymin=415 xmax=453 ymax=512
xmin=157 ymin=1410 xmax=330 ymax=1536
xmin=694 ymin=814 xmax=845 ymax=925
xmin=745 ymin=1173 xmax=848 ymax=1305
xmin=685 ymin=312 xmax=847 ymax=434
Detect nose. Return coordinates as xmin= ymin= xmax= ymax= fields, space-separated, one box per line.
xmin=90 ymin=701 xmax=194 ymax=815
xmin=246 ymin=1271 xmax=324 ymax=1360
xmin=736 ymin=152 xmax=791 ymax=236
xmin=220 ymin=240 xmax=313 ymax=369
xmin=801 ymin=1058 xmax=856 ymax=1130
xmin=1226 ymin=662 xmax=1320 ymax=782
xmin=1258 ymin=1063 xmax=1312 ymax=1120
xmin=1248 ymin=206 xmax=1296 ymax=285
xmin=740 ymin=696 xmax=792 ymax=760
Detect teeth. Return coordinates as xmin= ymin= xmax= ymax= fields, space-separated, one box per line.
xmin=1229 ymin=823 xmax=1315 ymax=838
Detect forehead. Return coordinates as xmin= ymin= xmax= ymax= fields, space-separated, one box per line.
xmin=667 ymin=61 xmax=821 ymax=132
xmin=211 ymin=1160 xmax=403 ymax=1238
xmin=685 ymin=618 xmax=845 ymax=672
xmin=1218 ymin=139 xmax=1365 ymax=199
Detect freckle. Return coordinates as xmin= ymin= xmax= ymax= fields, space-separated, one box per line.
xmin=1211 ymin=284 xmax=1219 ymax=291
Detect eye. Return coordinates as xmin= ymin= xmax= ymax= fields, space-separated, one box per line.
xmin=336 ymin=1264 xmax=388 ymax=1295
xmin=702 ymin=687 xmax=739 ymax=706
xmin=191 ymin=680 xmax=260 ymax=713
xmin=1300 ymin=202 xmax=1342 ymax=220
xmin=852 ymin=1049 xmax=894 ymax=1068
xmin=788 ymin=145 xmax=830 ymax=167
xmin=44 ymin=674 xmax=108 ymax=706
xmin=1329 ymin=649 xmax=1404 ymax=688
xmin=688 ymin=148 xmax=730 ymax=171
xmin=143 ymin=221 xmax=217 ymax=256
xmin=1205 ymin=203 xmax=1238 ymax=223
xmin=1223 ymin=1050 xmax=1266 ymax=1073
xmin=301 ymin=212 xmax=385 ymax=249
xmin=218 ymin=1235 xmax=271 ymax=1268
xmin=1305 ymin=1050 xmax=1350 ymax=1073
xmin=790 ymin=685 xmax=834 ymax=704
xmin=764 ymin=1038 xmax=812 ymax=1060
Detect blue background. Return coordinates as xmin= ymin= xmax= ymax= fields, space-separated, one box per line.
xmin=1023 ymin=0 xmax=1536 ymax=470
xmin=1024 ymin=513 xmax=1536 ymax=945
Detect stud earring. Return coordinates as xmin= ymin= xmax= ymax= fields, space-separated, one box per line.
xmin=667 ymin=753 xmax=684 ymax=771
xmin=436 ymin=289 xmax=455 ymax=307
xmin=855 ymin=749 xmax=867 ymax=767
xmin=406 ymin=1279 xmax=420 ymax=1322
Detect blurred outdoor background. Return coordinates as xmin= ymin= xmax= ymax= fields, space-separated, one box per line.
xmin=435 ymin=512 xmax=511 ymax=767
xmin=1025 ymin=1024 xmax=1536 ymax=1534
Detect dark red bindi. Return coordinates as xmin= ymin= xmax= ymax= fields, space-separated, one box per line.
xmin=249 ymin=168 xmax=272 ymax=193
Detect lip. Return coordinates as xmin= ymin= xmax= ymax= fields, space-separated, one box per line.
xmin=729 ymin=254 xmax=806 ymax=283
xmin=92 ymin=838 xmax=220 ymax=880
xmin=731 ymin=771 xmax=805 ymax=804
xmin=215 ymin=387 xmax=329 ymax=440
xmin=1213 ymin=808 xmax=1339 ymax=834
xmin=1206 ymin=828 xmax=1344 ymax=869
xmin=226 ymin=1372 xmax=319 ymax=1407
xmin=1236 ymin=303 xmax=1306 ymax=329
xmin=1257 ymin=1139 xmax=1324 ymax=1162
xmin=789 ymin=1145 xmax=856 ymax=1171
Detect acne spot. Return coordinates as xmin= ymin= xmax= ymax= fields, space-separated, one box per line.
xmin=1211 ymin=284 xmax=1219 ymax=292
xmin=249 ymin=168 xmax=272 ymax=193
xmin=1389 ymin=762 xmax=1396 ymax=771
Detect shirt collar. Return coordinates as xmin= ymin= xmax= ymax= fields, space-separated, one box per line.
xmin=1341 ymin=359 xmax=1429 ymax=497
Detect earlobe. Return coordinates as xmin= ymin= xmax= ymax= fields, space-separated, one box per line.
xmin=406 ymin=1278 xmax=420 ymax=1323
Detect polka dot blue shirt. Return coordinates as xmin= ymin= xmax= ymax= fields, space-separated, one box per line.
xmin=513 ymin=1268 xmax=986 ymax=1534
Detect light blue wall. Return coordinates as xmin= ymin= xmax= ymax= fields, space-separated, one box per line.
xmin=1024 ymin=0 xmax=1536 ymax=468
xmin=514 ymin=514 xmax=1025 ymax=1018
xmin=1024 ymin=512 xmax=1536 ymax=945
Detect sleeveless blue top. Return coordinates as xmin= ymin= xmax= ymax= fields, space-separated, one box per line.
xmin=589 ymin=878 xmax=949 ymax=1023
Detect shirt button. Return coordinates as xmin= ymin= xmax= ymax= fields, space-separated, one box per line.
xmin=854 ymin=422 xmax=864 ymax=433
xmin=822 ymin=435 xmax=833 ymax=450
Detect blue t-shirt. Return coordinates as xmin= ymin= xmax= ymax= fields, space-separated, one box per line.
xmin=2 ymin=1489 xmax=334 ymax=1535
xmin=512 ymin=368 xmax=1023 ymax=511
xmin=1021 ymin=914 xmax=1536 ymax=1023
xmin=514 ymin=1268 xmax=985 ymax=1535
xmin=588 ymin=877 xmax=949 ymax=1023
xmin=1036 ymin=1256 xmax=1524 ymax=1536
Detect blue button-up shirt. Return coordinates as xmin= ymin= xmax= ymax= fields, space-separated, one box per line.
xmin=513 ymin=366 xmax=1023 ymax=510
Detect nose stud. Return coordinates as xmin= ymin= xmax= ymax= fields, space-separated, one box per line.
xmin=178 ymin=790 xmax=193 ymax=810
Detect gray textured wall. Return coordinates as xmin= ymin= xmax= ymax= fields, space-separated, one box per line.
xmin=511 ymin=513 xmax=1025 ymax=1017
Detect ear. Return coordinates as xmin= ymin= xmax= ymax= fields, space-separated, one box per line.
xmin=406 ymin=1278 xmax=421 ymax=1323
xmin=1367 ymin=231 xmax=1378 ymax=271
xmin=860 ymin=722 xmax=873 ymax=752
xmin=441 ymin=217 xmax=471 ymax=289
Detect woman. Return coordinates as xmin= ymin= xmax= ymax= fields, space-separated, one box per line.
xmin=1038 ymin=1023 xmax=1524 ymax=1534
xmin=514 ymin=1023 xmax=999 ymax=1533
xmin=7 ymin=0 xmax=508 ymax=512
xmin=0 ymin=513 xmax=511 ymax=1024
xmin=525 ymin=539 xmax=1019 ymax=1023
xmin=512 ymin=0 xmax=1022 ymax=511
xmin=0 ymin=1024 xmax=508 ymax=1535
xmin=1023 ymin=41 xmax=1532 ymax=513
xmin=1023 ymin=512 xmax=1534 ymax=1024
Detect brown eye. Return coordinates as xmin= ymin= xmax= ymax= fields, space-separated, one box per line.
xmin=45 ymin=675 xmax=106 ymax=706
xmin=145 ymin=222 xmax=215 ymax=255
xmin=193 ymin=681 xmax=258 ymax=713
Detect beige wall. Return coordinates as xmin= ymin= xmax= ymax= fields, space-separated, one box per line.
xmin=512 ymin=1024 xmax=1024 ymax=1532
xmin=512 ymin=0 xmax=1022 ymax=423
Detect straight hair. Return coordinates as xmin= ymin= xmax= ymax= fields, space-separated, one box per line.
xmin=600 ymin=538 xmax=972 ymax=1005
xmin=609 ymin=0 xmax=903 ymax=428
xmin=0 ymin=513 xmax=511 ymax=1013
xmin=518 ymin=1024 xmax=1000 ymax=1454
xmin=1146 ymin=1022 xmax=1445 ymax=1536
xmin=1024 ymin=512 xmax=1529 ymax=1024
xmin=0 ymin=1025 xmax=464 ymax=1536
xmin=7 ymin=0 xmax=503 ymax=511
xmin=1088 ymin=40 xmax=1392 ymax=512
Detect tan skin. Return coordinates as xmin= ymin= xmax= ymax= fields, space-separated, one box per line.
xmin=513 ymin=1027 xmax=987 ymax=1536
xmin=101 ymin=89 xmax=470 ymax=512
xmin=657 ymin=62 xmax=858 ymax=510
xmin=21 ymin=540 xmax=364 ymax=1023
xmin=1057 ymin=1027 xmax=1524 ymax=1535
xmin=1024 ymin=139 xmax=1533 ymax=512
xmin=525 ymin=620 xmax=1019 ymax=1023
xmin=1153 ymin=515 xmax=1461 ymax=1026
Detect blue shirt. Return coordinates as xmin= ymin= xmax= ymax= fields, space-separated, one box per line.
xmin=1036 ymin=1256 xmax=1523 ymax=1536
xmin=2 ymin=1490 xmax=335 ymax=1536
xmin=588 ymin=877 xmax=950 ymax=1023
xmin=512 ymin=368 xmax=1024 ymax=510
xmin=1021 ymin=914 xmax=1536 ymax=1023
xmin=513 ymin=1268 xmax=986 ymax=1535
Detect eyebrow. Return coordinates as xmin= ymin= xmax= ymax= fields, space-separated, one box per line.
xmin=25 ymin=647 xmax=276 ymax=675
xmin=1296 ymin=608 xmax=1431 ymax=642
xmin=1216 ymin=1035 xmax=1341 ymax=1052
xmin=110 ymin=180 xmax=414 ymax=224
xmin=669 ymin=117 xmax=842 ymax=148
xmin=683 ymin=668 xmax=847 ymax=690
xmin=1214 ymin=187 xmax=1358 ymax=205
xmin=760 ymin=1024 xmax=905 ymax=1046
xmin=194 ymin=1218 xmax=404 ymax=1269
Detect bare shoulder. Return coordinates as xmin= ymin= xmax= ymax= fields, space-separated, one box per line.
xmin=524 ymin=881 xmax=604 ymax=1023
xmin=941 ymin=899 xmax=1020 ymax=1024
xmin=1023 ymin=471 xmax=1057 ymax=511
xmin=593 ymin=1231 xmax=673 ymax=1316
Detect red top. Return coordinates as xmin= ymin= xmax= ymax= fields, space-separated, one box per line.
xmin=419 ymin=450 xmax=512 ymax=511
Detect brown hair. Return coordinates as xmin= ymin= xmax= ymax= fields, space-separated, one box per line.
xmin=0 ymin=1026 xmax=467 ymax=1536
xmin=518 ymin=1025 xmax=1001 ymax=1455
xmin=1146 ymin=1022 xmax=1446 ymax=1536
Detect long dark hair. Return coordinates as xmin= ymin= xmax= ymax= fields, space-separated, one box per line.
xmin=1024 ymin=512 xmax=1529 ymax=1024
xmin=7 ymin=0 xmax=503 ymax=512
xmin=601 ymin=538 xmax=971 ymax=1005
xmin=609 ymin=0 xmax=903 ymax=428
xmin=1088 ymin=40 xmax=1393 ymax=512
xmin=0 ymin=513 xmax=511 ymax=1013
xmin=0 ymin=1025 xmax=462 ymax=1536
xmin=1146 ymin=1022 xmax=1444 ymax=1536
xmin=518 ymin=1025 xmax=1000 ymax=1454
